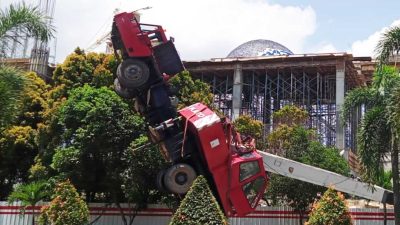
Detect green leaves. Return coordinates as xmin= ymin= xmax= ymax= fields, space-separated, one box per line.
xmin=169 ymin=71 xmax=214 ymax=109
xmin=375 ymin=26 xmax=400 ymax=66
xmin=233 ymin=114 xmax=263 ymax=139
xmin=170 ymin=176 xmax=228 ymax=225
xmin=0 ymin=65 xmax=26 ymax=129
xmin=48 ymin=85 xmax=145 ymax=200
xmin=266 ymin=106 xmax=349 ymax=219
xmin=342 ymin=66 xmax=400 ymax=187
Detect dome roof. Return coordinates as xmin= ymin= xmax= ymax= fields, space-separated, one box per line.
xmin=227 ymin=39 xmax=293 ymax=58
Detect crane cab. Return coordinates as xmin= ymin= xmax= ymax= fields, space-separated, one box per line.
xmin=179 ymin=103 xmax=268 ymax=216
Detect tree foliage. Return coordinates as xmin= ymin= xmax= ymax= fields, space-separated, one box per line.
xmin=0 ymin=65 xmax=26 ymax=128
xmin=169 ymin=70 xmax=213 ymax=109
xmin=233 ymin=114 xmax=263 ymax=139
xmin=52 ymin=48 xmax=117 ymax=92
xmin=266 ymin=105 xmax=349 ymax=225
xmin=375 ymin=25 xmax=400 ymax=66
xmin=46 ymin=85 xmax=144 ymax=201
xmin=8 ymin=180 xmax=48 ymax=225
xmin=306 ymin=187 xmax=353 ymax=225
xmin=0 ymin=71 xmax=49 ymax=199
xmin=169 ymin=176 xmax=228 ymax=225
xmin=272 ymin=105 xmax=308 ymax=128
xmin=343 ymin=65 xmax=400 ymax=224
xmin=39 ymin=180 xmax=89 ymax=225
xmin=0 ymin=125 xmax=37 ymax=199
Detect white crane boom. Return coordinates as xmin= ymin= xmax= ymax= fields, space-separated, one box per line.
xmin=258 ymin=150 xmax=393 ymax=204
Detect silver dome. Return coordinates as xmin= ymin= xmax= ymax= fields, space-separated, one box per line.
xmin=227 ymin=39 xmax=293 ymax=58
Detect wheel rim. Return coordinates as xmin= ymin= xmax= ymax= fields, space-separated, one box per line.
xmin=123 ymin=64 xmax=147 ymax=83
xmin=175 ymin=172 xmax=188 ymax=185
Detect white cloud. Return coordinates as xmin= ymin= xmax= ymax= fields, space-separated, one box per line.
xmin=350 ymin=20 xmax=400 ymax=58
xmin=2 ymin=0 xmax=317 ymax=62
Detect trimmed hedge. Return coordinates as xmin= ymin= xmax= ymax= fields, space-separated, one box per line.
xmin=306 ymin=187 xmax=353 ymax=225
xmin=169 ymin=175 xmax=228 ymax=225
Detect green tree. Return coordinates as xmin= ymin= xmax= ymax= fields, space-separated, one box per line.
xmin=119 ymin=135 xmax=168 ymax=225
xmin=266 ymin=106 xmax=349 ymax=225
xmin=0 ymin=2 xmax=54 ymax=57
xmin=0 ymin=65 xmax=26 ymax=129
xmin=8 ymin=181 xmax=48 ymax=225
xmin=0 ymin=125 xmax=37 ymax=199
xmin=233 ymin=114 xmax=263 ymax=139
xmin=169 ymin=71 xmax=213 ymax=109
xmin=169 ymin=176 xmax=228 ymax=225
xmin=342 ymin=66 xmax=400 ymax=224
xmin=306 ymin=187 xmax=353 ymax=225
xmin=39 ymin=180 xmax=89 ymax=225
xmin=46 ymin=85 xmax=144 ymax=202
xmin=232 ymin=114 xmax=266 ymax=149
xmin=375 ymin=25 xmax=400 ymax=66
xmin=52 ymin=49 xmax=116 ymax=92
xmin=0 ymin=72 xmax=49 ymax=199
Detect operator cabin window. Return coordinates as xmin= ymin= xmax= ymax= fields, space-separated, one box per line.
xmin=240 ymin=160 xmax=260 ymax=182
xmin=242 ymin=177 xmax=265 ymax=208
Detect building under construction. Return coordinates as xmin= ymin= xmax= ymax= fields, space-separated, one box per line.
xmin=0 ymin=0 xmax=56 ymax=81
xmin=184 ymin=40 xmax=375 ymax=167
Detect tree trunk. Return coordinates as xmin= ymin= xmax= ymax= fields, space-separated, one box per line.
xmin=391 ymin=137 xmax=400 ymax=225
xmin=298 ymin=211 xmax=303 ymax=225
xmin=32 ymin=205 xmax=35 ymax=225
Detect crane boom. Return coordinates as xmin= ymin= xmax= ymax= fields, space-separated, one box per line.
xmin=259 ymin=150 xmax=393 ymax=204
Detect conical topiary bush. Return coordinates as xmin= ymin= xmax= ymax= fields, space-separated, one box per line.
xmin=169 ymin=175 xmax=228 ymax=225
xmin=306 ymin=187 xmax=353 ymax=225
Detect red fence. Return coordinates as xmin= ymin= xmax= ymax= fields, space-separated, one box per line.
xmin=0 ymin=202 xmax=393 ymax=225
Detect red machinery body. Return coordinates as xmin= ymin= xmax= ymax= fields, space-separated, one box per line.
xmin=111 ymin=11 xmax=267 ymax=217
xmin=113 ymin=12 xmax=167 ymax=57
xmin=179 ymin=103 xmax=268 ymax=216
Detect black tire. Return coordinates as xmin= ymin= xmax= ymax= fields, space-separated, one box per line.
xmin=156 ymin=169 xmax=167 ymax=192
xmin=114 ymin=78 xmax=135 ymax=99
xmin=117 ymin=58 xmax=150 ymax=89
xmin=164 ymin=163 xmax=196 ymax=194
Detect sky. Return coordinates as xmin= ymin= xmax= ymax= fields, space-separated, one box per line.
xmin=2 ymin=0 xmax=400 ymax=63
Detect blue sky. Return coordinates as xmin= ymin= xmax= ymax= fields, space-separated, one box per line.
xmin=271 ymin=0 xmax=400 ymax=53
xmin=2 ymin=0 xmax=400 ymax=62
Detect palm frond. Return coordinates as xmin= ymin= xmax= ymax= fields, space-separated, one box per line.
xmin=341 ymin=87 xmax=379 ymax=121
xmin=0 ymin=3 xmax=54 ymax=47
xmin=8 ymin=181 xmax=48 ymax=207
xmin=375 ymin=26 xmax=400 ymax=66
xmin=357 ymin=106 xmax=390 ymax=183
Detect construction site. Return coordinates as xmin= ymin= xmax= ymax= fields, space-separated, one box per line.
xmin=2 ymin=0 xmax=400 ymax=224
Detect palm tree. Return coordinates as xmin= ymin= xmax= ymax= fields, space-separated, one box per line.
xmin=0 ymin=2 xmax=54 ymax=56
xmin=0 ymin=2 xmax=54 ymax=129
xmin=375 ymin=25 xmax=400 ymax=66
xmin=342 ymin=66 xmax=400 ymax=225
xmin=8 ymin=181 xmax=48 ymax=225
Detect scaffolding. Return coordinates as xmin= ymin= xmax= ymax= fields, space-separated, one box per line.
xmin=185 ymin=54 xmax=368 ymax=150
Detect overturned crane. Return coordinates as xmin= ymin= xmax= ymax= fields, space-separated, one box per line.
xmin=111 ymin=10 xmax=393 ymax=217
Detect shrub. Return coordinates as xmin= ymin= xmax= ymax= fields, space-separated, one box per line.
xmin=39 ymin=180 xmax=89 ymax=225
xmin=169 ymin=176 xmax=228 ymax=225
xmin=306 ymin=187 xmax=353 ymax=225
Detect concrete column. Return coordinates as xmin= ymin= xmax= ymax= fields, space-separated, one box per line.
xmin=336 ymin=61 xmax=346 ymax=155
xmin=232 ymin=64 xmax=243 ymax=120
